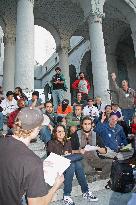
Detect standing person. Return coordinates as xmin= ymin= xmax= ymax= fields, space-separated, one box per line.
xmin=51 ymin=67 xmax=67 ymax=112
xmin=0 ymin=107 xmax=64 ymax=205
xmin=111 ymin=73 xmax=136 ymax=125
xmin=72 ymin=72 xmax=90 ymax=100
xmin=47 ymin=125 xmax=98 ymax=205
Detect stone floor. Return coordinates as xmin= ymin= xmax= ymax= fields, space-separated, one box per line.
xmin=51 ymin=189 xmax=132 ymax=205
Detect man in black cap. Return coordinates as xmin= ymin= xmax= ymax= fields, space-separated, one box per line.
xmin=0 ymin=107 xmax=64 ymax=205
xmin=51 ymin=67 xmax=67 ymax=112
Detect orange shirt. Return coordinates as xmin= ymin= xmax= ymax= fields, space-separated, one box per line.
xmin=57 ymin=105 xmax=72 ymax=115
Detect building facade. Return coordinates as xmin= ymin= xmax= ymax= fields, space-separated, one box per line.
xmin=0 ymin=0 xmax=136 ymax=103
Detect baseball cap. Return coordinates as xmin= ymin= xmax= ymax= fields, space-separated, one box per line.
xmin=16 ymin=107 xmax=44 ymax=130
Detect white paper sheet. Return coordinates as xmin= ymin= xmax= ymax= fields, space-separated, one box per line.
xmin=84 ymin=145 xmax=98 ymax=151
xmin=43 ymin=152 xmax=71 ymax=186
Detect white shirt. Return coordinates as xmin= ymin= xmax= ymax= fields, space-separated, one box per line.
xmin=0 ymin=98 xmax=18 ymax=115
xmin=83 ymin=105 xmax=99 ymax=118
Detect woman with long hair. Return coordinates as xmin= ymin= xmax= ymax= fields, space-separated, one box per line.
xmin=47 ymin=125 xmax=98 ymax=205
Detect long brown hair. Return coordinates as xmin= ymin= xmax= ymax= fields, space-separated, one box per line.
xmin=52 ymin=125 xmax=67 ymax=142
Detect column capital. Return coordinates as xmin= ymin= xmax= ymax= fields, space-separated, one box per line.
xmin=56 ymin=39 xmax=70 ymax=53
xmin=87 ymin=11 xmax=105 ymax=24
xmin=4 ymin=32 xmax=16 ymax=46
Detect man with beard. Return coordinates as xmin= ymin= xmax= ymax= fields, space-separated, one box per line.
xmin=40 ymin=101 xmax=57 ymax=144
xmin=111 ymin=73 xmax=136 ymax=125
xmin=77 ymin=116 xmax=111 ymax=180
xmin=72 ymin=72 xmax=90 ymax=100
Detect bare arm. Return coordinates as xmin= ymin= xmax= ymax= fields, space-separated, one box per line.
xmin=28 ymin=174 xmax=64 ymax=205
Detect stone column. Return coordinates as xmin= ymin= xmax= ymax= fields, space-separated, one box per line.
xmin=15 ymin=0 xmax=34 ymax=90
xmin=88 ymin=14 xmax=110 ymax=104
xmin=3 ymin=33 xmax=16 ymax=93
xmin=131 ymin=31 xmax=136 ymax=58
xmin=130 ymin=17 xmax=136 ymax=58
xmin=58 ymin=45 xmax=71 ymax=103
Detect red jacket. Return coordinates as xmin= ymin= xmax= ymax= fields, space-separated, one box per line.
xmin=72 ymin=79 xmax=90 ymax=94
xmin=7 ymin=109 xmax=20 ymax=128
xmin=131 ymin=123 xmax=136 ymax=134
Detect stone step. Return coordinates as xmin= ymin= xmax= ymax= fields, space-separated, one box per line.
xmin=51 ymin=179 xmax=109 ymax=202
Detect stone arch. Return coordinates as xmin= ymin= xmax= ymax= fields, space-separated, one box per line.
xmin=115 ymin=32 xmax=136 ymax=89
xmin=35 ymin=18 xmax=61 ymax=49
xmin=104 ymin=0 xmax=136 ymax=23
xmin=80 ymin=51 xmax=94 ymax=97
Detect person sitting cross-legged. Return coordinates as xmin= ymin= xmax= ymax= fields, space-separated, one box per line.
xmin=66 ymin=104 xmax=84 ymax=129
xmin=47 ymin=125 xmax=98 ymax=205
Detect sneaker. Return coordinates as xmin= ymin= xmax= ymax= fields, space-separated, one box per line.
xmin=63 ymin=196 xmax=75 ymax=205
xmin=83 ymin=191 xmax=98 ymax=202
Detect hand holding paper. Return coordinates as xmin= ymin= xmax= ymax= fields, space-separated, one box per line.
xmin=43 ymin=153 xmax=71 ymax=186
xmin=84 ymin=145 xmax=98 ymax=152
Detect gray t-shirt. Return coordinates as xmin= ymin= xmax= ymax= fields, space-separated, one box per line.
xmin=0 ymin=137 xmax=49 ymax=205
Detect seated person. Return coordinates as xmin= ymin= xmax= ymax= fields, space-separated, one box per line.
xmin=57 ymin=99 xmax=72 ymax=116
xmin=47 ymin=125 xmax=98 ymax=205
xmin=57 ymin=116 xmax=67 ymax=128
xmin=98 ymin=105 xmax=112 ymax=123
xmin=94 ymin=96 xmax=106 ymax=114
xmin=40 ymin=101 xmax=57 ymax=144
xmin=14 ymin=86 xmax=28 ymax=101
xmin=76 ymin=116 xmax=112 ymax=179
xmin=7 ymin=99 xmax=26 ymax=135
xmin=130 ymin=116 xmax=136 ymax=135
xmin=83 ymin=98 xmax=99 ymax=121
xmin=111 ymin=103 xmax=122 ymax=119
xmin=72 ymin=92 xmax=86 ymax=107
xmin=27 ymin=91 xmax=43 ymax=108
xmin=111 ymin=104 xmax=130 ymax=138
xmin=94 ymin=114 xmax=128 ymax=152
xmin=67 ymin=125 xmax=80 ymax=150
xmin=66 ymin=104 xmax=84 ymax=129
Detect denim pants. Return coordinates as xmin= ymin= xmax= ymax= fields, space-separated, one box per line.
xmin=121 ymin=108 xmax=134 ymax=125
xmin=64 ymin=161 xmax=88 ymax=196
xmin=52 ymin=89 xmax=64 ymax=111
xmin=39 ymin=126 xmax=52 ymax=144
xmin=0 ymin=112 xmax=3 ymax=130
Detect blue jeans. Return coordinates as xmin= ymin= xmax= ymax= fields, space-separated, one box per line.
xmin=39 ymin=126 xmax=52 ymax=144
xmin=121 ymin=108 xmax=134 ymax=125
xmin=52 ymin=89 xmax=64 ymax=111
xmin=127 ymin=193 xmax=136 ymax=205
xmin=0 ymin=112 xmax=3 ymax=130
xmin=64 ymin=161 xmax=88 ymax=196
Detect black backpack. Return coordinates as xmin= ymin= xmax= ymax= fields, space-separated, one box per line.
xmin=109 ymin=159 xmax=135 ymax=193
